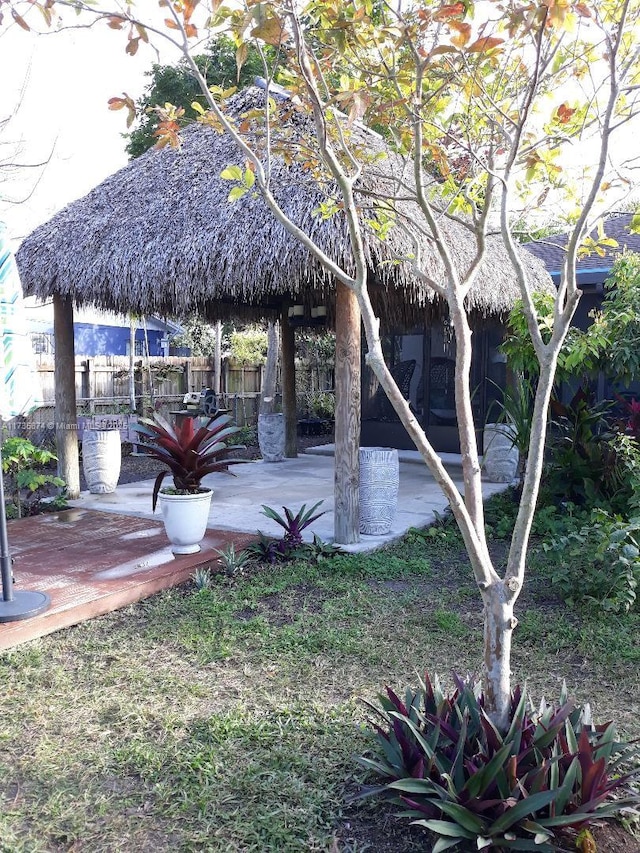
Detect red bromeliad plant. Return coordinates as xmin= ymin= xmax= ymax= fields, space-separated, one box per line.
xmin=133 ymin=412 xmax=245 ymax=511
xmin=616 ymin=395 xmax=640 ymax=442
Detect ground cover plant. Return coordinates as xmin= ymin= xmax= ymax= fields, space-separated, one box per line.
xmin=0 ymin=498 xmax=638 ymax=853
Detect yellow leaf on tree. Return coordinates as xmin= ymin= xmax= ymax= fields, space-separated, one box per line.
xmin=250 ymin=16 xmax=287 ymax=46
xmin=221 ymin=165 xmax=244 ymax=181
xmin=228 ymin=186 xmax=247 ymax=202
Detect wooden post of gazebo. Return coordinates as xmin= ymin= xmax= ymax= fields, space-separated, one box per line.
xmin=281 ymin=303 xmax=297 ymax=458
xmin=53 ymin=294 xmax=80 ymax=498
xmin=334 ymin=283 xmax=361 ymax=544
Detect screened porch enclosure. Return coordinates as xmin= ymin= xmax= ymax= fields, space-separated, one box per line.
xmin=361 ymin=318 xmax=507 ymax=454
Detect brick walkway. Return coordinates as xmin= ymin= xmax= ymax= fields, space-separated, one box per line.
xmin=0 ymin=509 xmax=255 ymax=651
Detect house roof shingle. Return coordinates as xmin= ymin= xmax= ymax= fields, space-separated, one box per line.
xmin=523 ymin=212 xmax=640 ymax=281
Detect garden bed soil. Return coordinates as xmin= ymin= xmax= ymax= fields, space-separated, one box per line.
xmin=108 ymin=431 xmax=334 ymax=488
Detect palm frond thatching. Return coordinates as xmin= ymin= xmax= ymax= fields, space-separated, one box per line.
xmin=16 ymin=86 xmax=552 ymax=327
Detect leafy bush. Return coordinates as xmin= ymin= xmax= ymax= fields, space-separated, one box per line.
xmin=542 ymin=392 xmax=640 ymax=513
xmin=544 ymin=389 xmax=614 ymax=505
xmin=483 ymin=489 xmax=586 ymax=542
xmin=616 ymin=394 xmax=640 ymax=442
xmin=227 ymin=424 xmax=257 ymax=447
xmin=1 ymin=437 xmax=66 ymax=519
xmin=544 ymin=508 xmax=640 ymax=613
xmin=358 ymin=672 xmax=640 ymax=852
xmin=486 ymin=377 xmax=535 ymax=480
xmin=500 ymin=293 xmax=603 ymax=384
xmin=301 ymin=390 xmax=335 ymax=419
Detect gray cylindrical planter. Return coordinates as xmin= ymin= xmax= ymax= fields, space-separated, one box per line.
xmin=82 ymin=429 xmax=122 ymax=494
xmin=258 ymin=412 xmax=285 ymax=462
xmin=359 ymin=447 xmax=399 ymax=535
xmin=483 ymin=423 xmax=519 ymax=483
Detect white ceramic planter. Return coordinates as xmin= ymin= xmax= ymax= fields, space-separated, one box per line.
xmin=82 ymin=429 xmax=121 ymax=494
xmin=158 ymin=489 xmax=213 ymax=555
xmin=258 ymin=412 xmax=285 ymax=462
xmin=483 ymin=423 xmax=519 ymax=483
xmin=359 ymin=447 xmax=399 ymax=535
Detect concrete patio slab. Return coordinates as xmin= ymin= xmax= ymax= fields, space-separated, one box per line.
xmin=0 ymin=509 xmax=255 ymax=652
xmin=69 ymin=452 xmax=507 ymax=553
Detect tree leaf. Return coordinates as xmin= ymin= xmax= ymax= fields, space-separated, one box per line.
xmin=220 ymin=165 xmax=243 ymax=181
xmin=467 ymin=36 xmax=504 ymax=53
xmin=250 ymin=16 xmax=287 ymax=46
xmin=228 ymin=186 xmax=247 ymax=202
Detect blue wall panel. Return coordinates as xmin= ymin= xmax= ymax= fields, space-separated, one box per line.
xmin=73 ymin=324 xmax=164 ymax=356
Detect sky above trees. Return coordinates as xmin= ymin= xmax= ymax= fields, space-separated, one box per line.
xmin=0 ymin=17 xmax=178 ymax=246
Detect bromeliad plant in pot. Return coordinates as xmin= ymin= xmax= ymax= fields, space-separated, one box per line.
xmin=133 ymin=412 xmax=244 ymax=554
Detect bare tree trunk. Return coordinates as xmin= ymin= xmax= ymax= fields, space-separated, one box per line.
xmin=214 ymin=320 xmax=222 ymax=398
xmin=260 ymin=321 xmax=279 ymax=415
xmin=142 ymin=317 xmax=153 ymax=412
xmin=128 ymin=317 xmax=136 ymax=414
xmin=483 ymin=587 xmax=516 ymax=731
xmin=281 ymin=310 xmax=297 ymax=457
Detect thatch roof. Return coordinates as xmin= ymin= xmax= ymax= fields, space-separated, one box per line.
xmin=16 ymin=86 xmax=552 ymax=328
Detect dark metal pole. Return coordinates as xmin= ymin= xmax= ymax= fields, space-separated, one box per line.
xmin=0 ymin=443 xmax=51 ymax=622
xmin=0 ymin=444 xmax=13 ymax=602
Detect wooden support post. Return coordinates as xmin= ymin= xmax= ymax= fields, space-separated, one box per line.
xmin=281 ymin=304 xmax=297 ymax=457
xmin=260 ymin=321 xmax=279 ymax=416
xmin=334 ymin=283 xmax=361 ymax=545
xmin=53 ymin=294 xmax=80 ymax=499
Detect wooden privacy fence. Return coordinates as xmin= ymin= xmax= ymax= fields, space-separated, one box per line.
xmin=13 ymin=356 xmax=334 ymax=439
xmin=32 ymin=355 xmax=264 ymax=407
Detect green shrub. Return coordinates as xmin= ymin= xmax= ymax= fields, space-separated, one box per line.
xmin=483 ymin=489 xmax=585 ymax=541
xmin=544 ymin=508 xmax=640 ymax=613
xmin=1 ymin=436 xmax=66 ymax=518
xmin=227 ymin=424 xmax=257 ymax=447
xmin=358 ymin=672 xmax=640 ymax=852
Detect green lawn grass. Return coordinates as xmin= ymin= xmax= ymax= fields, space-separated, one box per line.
xmin=0 ymin=522 xmax=638 ymax=852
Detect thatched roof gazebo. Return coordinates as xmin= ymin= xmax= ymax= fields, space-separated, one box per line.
xmin=16 ymin=85 xmax=551 ymax=543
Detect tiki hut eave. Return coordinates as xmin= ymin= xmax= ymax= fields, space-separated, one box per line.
xmin=16 ymin=87 xmax=552 ymax=326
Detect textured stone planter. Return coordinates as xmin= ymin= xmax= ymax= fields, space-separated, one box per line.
xmin=359 ymin=447 xmax=399 ymax=535
xmin=158 ymin=489 xmax=213 ymax=555
xmin=258 ymin=412 xmax=285 ymax=462
xmin=82 ymin=429 xmax=121 ymax=494
xmin=483 ymin=423 xmax=519 ymax=483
